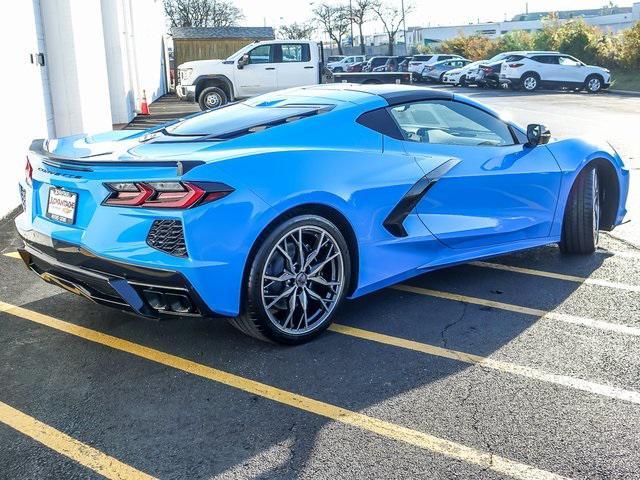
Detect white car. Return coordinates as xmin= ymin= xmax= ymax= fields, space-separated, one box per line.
xmin=442 ymin=61 xmax=483 ymax=86
xmin=500 ymin=52 xmax=611 ymax=93
xmin=327 ymin=55 xmax=366 ymax=72
xmin=408 ymin=54 xmax=463 ymax=77
xmin=465 ymin=51 xmax=556 ymax=85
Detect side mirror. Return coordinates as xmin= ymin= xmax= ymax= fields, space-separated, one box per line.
xmin=526 ymin=124 xmax=551 ymax=147
xmin=237 ymin=54 xmax=249 ymax=69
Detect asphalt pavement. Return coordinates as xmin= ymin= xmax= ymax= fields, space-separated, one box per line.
xmin=1 ymin=87 xmax=640 ymax=479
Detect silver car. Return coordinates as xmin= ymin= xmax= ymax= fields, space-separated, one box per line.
xmin=421 ymin=58 xmax=472 ymax=82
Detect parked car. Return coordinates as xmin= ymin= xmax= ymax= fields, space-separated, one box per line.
xmin=327 ymin=55 xmax=366 ymax=72
xmin=500 ymin=52 xmax=611 ymax=93
xmin=17 ymin=84 xmax=629 ymax=344
xmin=466 ymin=51 xmax=557 ymax=86
xmin=363 ymin=56 xmax=392 ymax=72
xmin=326 ymin=55 xmax=345 ymax=63
xmin=176 ymin=40 xmax=324 ymax=110
xmin=421 ymin=59 xmax=472 ymax=83
xmin=373 ymin=56 xmax=411 ymax=72
xmin=441 ymin=61 xmax=483 ymax=86
xmin=408 ymin=54 xmax=463 ymax=79
xmin=398 ymin=57 xmax=411 ymax=72
xmin=475 ymin=60 xmax=504 ymax=88
xmin=347 ymin=61 xmax=365 ymax=72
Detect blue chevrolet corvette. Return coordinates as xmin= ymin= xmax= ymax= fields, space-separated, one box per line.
xmin=16 ymin=84 xmax=628 ymax=343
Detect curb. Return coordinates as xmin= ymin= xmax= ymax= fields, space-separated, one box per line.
xmin=606 ymin=89 xmax=640 ymax=97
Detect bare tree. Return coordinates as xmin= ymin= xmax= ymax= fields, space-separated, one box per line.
xmin=313 ymin=3 xmax=350 ymax=55
xmin=372 ymin=1 xmax=412 ymax=55
xmin=277 ymin=21 xmax=316 ymax=40
xmin=164 ymin=0 xmax=244 ymax=28
xmin=350 ymin=0 xmax=375 ymax=55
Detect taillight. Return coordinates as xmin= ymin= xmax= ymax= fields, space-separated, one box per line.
xmin=25 ymin=157 xmax=33 ymax=186
xmin=103 ymin=181 xmax=233 ymax=209
xmin=508 ymin=63 xmax=524 ymax=68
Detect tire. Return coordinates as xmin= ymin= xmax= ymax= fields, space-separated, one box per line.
xmin=439 ymin=72 xmax=445 ymax=83
xmin=559 ymin=167 xmax=601 ymax=254
xmin=585 ymin=74 xmax=604 ymax=94
xmin=198 ymin=86 xmax=228 ymax=110
xmin=229 ymin=215 xmax=351 ymax=344
xmin=521 ymin=73 xmax=539 ymax=92
xmin=459 ymin=75 xmax=467 ymax=87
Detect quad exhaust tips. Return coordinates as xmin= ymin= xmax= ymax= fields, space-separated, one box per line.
xmin=143 ymin=290 xmax=194 ymax=314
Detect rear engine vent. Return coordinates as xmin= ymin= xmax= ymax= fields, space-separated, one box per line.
xmin=147 ymin=220 xmax=187 ymax=257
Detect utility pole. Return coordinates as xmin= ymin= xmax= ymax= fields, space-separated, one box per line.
xmin=401 ymin=0 xmax=407 ymax=54
xmin=349 ymin=0 xmax=354 ymax=47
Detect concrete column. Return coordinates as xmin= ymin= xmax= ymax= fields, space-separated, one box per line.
xmin=40 ymin=0 xmax=113 ymax=136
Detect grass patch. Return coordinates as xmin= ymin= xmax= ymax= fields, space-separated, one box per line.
xmin=611 ymin=70 xmax=640 ymax=92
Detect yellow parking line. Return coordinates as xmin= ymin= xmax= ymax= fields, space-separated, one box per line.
xmin=0 ymin=300 xmax=566 ymax=480
xmin=329 ymin=324 xmax=640 ymax=404
xmin=392 ymin=284 xmax=640 ymax=336
xmin=470 ymin=261 xmax=640 ymax=293
xmin=0 ymin=400 xmax=155 ymax=480
xmin=3 ymin=252 xmax=21 ymax=259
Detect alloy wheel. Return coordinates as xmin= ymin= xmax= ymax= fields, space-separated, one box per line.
xmin=261 ymin=226 xmax=345 ymax=335
xmin=523 ymin=76 xmax=537 ymax=91
xmin=588 ymin=77 xmax=601 ymax=92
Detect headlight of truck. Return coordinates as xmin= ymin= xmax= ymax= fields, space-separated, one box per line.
xmin=179 ymin=68 xmax=193 ymax=81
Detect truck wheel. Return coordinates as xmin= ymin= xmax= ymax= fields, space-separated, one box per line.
xmin=198 ymin=86 xmax=228 ymax=110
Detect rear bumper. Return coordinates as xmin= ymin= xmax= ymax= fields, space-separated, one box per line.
xmin=16 ymin=227 xmax=213 ymax=319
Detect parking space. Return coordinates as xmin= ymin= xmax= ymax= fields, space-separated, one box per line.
xmin=2 ymin=89 xmax=640 ymax=479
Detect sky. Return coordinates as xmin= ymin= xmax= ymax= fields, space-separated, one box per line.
xmin=232 ymin=0 xmax=636 ymax=36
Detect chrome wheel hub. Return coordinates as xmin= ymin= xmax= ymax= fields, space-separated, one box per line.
xmin=588 ymin=78 xmax=601 ymax=91
xmin=205 ymin=93 xmax=221 ymax=108
xmin=261 ymin=226 xmax=344 ymax=335
xmin=524 ymin=77 xmax=537 ymax=90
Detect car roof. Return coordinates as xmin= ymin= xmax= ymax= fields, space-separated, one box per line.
xmin=293 ymin=83 xmax=453 ymax=106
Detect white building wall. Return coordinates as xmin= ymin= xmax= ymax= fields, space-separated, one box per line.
xmin=0 ymin=0 xmax=53 ymax=217
xmin=41 ymin=0 xmax=113 ymax=137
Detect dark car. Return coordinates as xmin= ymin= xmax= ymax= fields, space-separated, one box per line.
xmin=477 ymin=55 xmax=525 ymax=88
xmin=363 ymin=56 xmax=392 ymax=72
xmin=347 ymin=61 xmax=364 ymax=72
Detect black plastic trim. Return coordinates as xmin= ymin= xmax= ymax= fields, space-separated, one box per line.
xmin=383 ymin=158 xmax=460 ymax=237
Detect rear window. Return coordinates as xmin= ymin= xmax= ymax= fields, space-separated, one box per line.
xmin=413 ymin=55 xmax=433 ymax=61
xmin=164 ymin=103 xmax=329 ymax=138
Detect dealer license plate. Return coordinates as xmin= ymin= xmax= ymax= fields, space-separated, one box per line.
xmin=46 ymin=188 xmax=77 ymax=224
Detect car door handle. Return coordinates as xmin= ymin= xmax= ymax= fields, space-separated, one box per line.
xmin=304 ymin=66 xmax=314 ymax=69
xmin=265 ymin=67 xmax=275 ymax=70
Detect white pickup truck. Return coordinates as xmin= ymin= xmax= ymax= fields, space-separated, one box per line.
xmin=176 ymin=40 xmax=323 ymax=110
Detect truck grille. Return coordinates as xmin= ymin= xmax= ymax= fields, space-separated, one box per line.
xmin=146 ymin=220 xmax=187 ymax=257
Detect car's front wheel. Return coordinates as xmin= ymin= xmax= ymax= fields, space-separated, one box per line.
xmin=585 ymin=74 xmax=604 ymax=93
xmin=229 ymin=215 xmax=350 ymax=344
xmin=459 ymin=75 xmax=467 ymax=87
xmin=560 ymin=167 xmax=600 ymax=254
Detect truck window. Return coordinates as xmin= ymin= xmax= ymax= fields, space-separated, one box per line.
xmin=248 ymin=45 xmax=273 ymax=64
xmin=278 ymin=43 xmax=311 ymax=63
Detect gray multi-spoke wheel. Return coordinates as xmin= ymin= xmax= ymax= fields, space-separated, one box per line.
xmin=230 ymin=215 xmax=351 ymax=344
xmin=261 ymin=226 xmax=344 ymax=335
xmin=560 ymin=166 xmax=600 ymax=254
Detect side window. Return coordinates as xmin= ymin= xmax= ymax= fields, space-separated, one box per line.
xmin=559 ymin=56 xmax=581 ymax=66
xmin=279 ymin=43 xmax=311 ymax=63
xmin=387 ymin=100 xmax=515 ymax=147
xmin=531 ymin=55 xmax=559 ymax=64
xmin=248 ymin=45 xmax=272 ymax=64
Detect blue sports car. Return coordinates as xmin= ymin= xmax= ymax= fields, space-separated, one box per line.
xmin=16 ymin=84 xmax=628 ymax=343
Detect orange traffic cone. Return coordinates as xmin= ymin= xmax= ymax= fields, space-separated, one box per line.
xmin=140 ymin=90 xmax=150 ymax=116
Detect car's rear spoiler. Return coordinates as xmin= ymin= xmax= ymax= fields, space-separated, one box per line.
xmin=29 ymin=139 xmax=204 ymax=175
